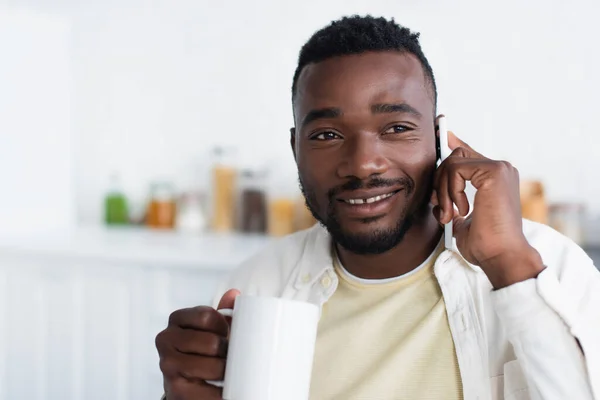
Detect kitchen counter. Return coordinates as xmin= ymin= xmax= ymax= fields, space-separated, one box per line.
xmin=1 ymin=226 xmax=597 ymax=270
xmin=0 ymin=226 xmax=274 ymax=400
xmin=0 ymin=226 xmax=272 ymax=270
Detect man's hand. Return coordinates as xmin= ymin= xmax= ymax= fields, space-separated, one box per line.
xmin=431 ymin=132 xmax=545 ymax=289
xmin=156 ymin=289 xmax=240 ymax=400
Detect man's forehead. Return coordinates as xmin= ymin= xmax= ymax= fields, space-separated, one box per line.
xmin=294 ymin=51 xmax=431 ymax=118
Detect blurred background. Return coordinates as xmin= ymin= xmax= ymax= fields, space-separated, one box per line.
xmin=0 ymin=0 xmax=599 ymax=399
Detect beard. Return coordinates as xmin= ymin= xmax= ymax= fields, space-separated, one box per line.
xmin=299 ymin=175 xmax=429 ymax=255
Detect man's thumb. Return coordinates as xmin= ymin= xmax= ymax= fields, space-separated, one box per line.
xmin=217 ymin=288 xmax=241 ymax=310
xmin=452 ymin=214 xmax=471 ymax=238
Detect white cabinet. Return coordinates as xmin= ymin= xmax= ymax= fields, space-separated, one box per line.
xmin=0 ymin=228 xmax=270 ymax=400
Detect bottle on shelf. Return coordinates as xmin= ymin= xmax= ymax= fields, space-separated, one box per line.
xmin=146 ymin=181 xmax=177 ymax=229
xmin=210 ymin=147 xmax=238 ymax=233
xmin=176 ymin=191 xmax=207 ymax=234
xmin=237 ymin=167 xmax=268 ymax=234
xmin=104 ymin=173 xmax=129 ymax=226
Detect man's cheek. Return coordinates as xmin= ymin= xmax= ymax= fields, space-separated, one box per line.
xmin=311 ymin=187 xmax=330 ymax=214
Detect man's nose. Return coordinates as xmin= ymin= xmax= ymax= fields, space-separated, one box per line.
xmin=336 ymin=136 xmax=389 ymax=180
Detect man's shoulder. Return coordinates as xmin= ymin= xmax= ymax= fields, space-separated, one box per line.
xmin=242 ymin=224 xmax=325 ymax=272
xmin=215 ymin=224 xmax=329 ymax=299
xmin=521 ymin=218 xmax=593 ymax=270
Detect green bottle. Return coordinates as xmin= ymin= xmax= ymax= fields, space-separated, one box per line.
xmin=104 ymin=173 xmax=129 ymax=225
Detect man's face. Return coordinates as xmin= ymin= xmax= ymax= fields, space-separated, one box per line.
xmin=292 ymin=51 xmax=437 ymax=255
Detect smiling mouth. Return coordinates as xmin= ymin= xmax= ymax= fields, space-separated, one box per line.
xmin=339 ymin=189 xmax=402 ymax=205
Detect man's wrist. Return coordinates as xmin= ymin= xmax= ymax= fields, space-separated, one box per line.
xmin=481 ymin=243 xmax=546 ymax=289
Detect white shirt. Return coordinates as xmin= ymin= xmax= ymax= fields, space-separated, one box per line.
xmin=214 ymin=220 xmax=600 ymax=400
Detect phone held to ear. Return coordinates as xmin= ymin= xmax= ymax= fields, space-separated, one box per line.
xmin=437 ymin=116 xmax=453 ymax=250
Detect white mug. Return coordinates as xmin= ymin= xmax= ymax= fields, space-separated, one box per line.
xmin=211 ymin=295 xmax=320 ymax=400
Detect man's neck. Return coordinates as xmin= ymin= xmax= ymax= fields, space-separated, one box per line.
xmin=335 ymin=210 xmax=443 ymax=280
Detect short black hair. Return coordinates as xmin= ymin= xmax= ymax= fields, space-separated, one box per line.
xmin=291 ymin=15 xmax=437 ymax=108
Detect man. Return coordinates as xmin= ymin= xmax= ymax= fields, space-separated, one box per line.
xmin=156 ymin=15 xmax=600 ymax=399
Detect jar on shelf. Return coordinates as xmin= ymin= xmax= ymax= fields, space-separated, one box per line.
xmin=176 ymin=191 xmax=207 ymax=234
xmin=211 ymin=147 xmax=237 ymax=233
xmin=267 ymin=168 xmax=299 ymax=237
xmin=294 ymin=195 xmax=317 ymax=232
xmin=146 ymin=181 xmax=177 ymax=229
xmin=520 ymin=180 xmax=548 ymax=224
xmin=237 ymin=168 xmax=267 ymax=234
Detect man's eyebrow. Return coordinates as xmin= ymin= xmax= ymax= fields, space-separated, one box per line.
xmin=301 ymin=107 xmax=342 ymax=128
xmin=371 ymin=103 xmax=422 ymax=118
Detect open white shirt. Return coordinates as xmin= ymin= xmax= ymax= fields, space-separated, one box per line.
xmin=214 ymin=220 xmax=600 ymax=400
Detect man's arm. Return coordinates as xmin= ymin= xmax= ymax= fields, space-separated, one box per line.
xmin=492 ymin=245 xmax=600 ymax=399
xmin=432 ymin=132 xmax=599 ymax=398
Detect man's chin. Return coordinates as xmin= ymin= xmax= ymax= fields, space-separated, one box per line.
xmin=324 ymin=218 xmax=412 ymax=255
xmin=333 ymin=214 xmax=392 ymax=235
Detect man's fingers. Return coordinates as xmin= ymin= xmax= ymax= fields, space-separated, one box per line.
xmin=435 ymin=163 xmax=453 ymax=224
xmin=447 ymin=131 xmax=470 ymax=151
xmin=217 ymin=288 xmax=241 ymax=311
xmin=447 ymin=163 xmax=471 ymax=217
xmin=452 ymin=214 xmax=473 ymax=247
xmin=168 ymin=307 xmax=229 ymax=336
xmin=435 ymin=158 xmax=488 ymax=222
xmin=160 ymin=352 xmax=226 ymax=381
xmin=447 ymin=132 xmax=485 ymax=158
xmin=166 ymin=376 xmax=223 ymax=400
xmin=162 ymin=327 xmax=227 ymax=358
xmin=217 ymin=288 xmax=240 ymax=327
xmin=430 ymin=189 xmax=439 ymax=206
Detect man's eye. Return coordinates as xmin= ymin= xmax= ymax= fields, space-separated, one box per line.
xmin=312 ymin=132 xmax=340 ymax=140
xmin=384 ymin=125 xmax=409 ymax=134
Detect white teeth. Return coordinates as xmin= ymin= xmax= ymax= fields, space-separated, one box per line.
xmin=345 ymin=192 xmax=395 ymax=205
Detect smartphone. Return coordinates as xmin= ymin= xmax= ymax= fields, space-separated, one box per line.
xmin=438 ymin=116 xmax=451 ymax=162
xmin=436 ymin=116 xmax=453 ymax=250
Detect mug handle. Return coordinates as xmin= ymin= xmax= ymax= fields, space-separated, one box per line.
xmin=218 ymin=308 xmax=233 ymax=318
xmin=205 ymin=308 xmax=233 ymax=388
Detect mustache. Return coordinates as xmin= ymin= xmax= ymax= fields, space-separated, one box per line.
xmin=327 ymin=177 xmax=414 ymax=200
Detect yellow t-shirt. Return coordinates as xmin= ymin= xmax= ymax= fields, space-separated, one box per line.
xmin=310 ymin=243 xmax=463 ymax=400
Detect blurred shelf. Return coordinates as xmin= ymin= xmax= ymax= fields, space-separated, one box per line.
xmin=0 ymin=226 xmax=272 ymax=270
xmin=1 ymin=225 xmax=596 ymax=271
xmin=583 ymin=246 xmax=600 ymax=268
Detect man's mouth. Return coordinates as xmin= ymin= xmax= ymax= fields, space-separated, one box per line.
xmin=341 ymin=190 xmax=400 ymax=205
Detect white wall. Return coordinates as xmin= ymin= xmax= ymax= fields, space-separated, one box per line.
xmin=4 ymin=0 xmax=600 ymax=225
xmin=0 ymin=8 xmax=74 ymax=235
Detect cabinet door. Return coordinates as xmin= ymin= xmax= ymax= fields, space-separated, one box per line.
xmin=0 ymin=256 xmax=82 ymax=400
xmin=77 ymin=262 xmax=137 ymax=400
xmin=0 ymin=254 xmax=233 ymax=400
xmin=138 ymin=267 xmax=229 ymax=399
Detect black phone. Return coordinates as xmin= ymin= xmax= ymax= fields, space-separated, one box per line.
xmin=435 ymin=126 xmax=441 ymax=162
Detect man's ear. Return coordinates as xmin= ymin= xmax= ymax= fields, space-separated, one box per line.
xmin=290 ymin=127 xmax=297 ymax=162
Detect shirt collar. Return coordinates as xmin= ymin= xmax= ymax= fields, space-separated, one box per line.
xmin=293 ymin=224 xmax=336 ymax=289
xmin=292 ymin=225 xmax=479 ymax=289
